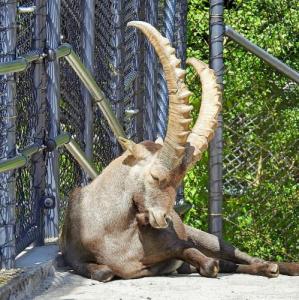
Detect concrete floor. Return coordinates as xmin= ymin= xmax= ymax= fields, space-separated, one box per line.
xmin=31 ymin=269 xmax=299 ymax=300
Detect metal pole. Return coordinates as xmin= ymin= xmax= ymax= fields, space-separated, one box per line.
xmin=0 ymin=50 xmax=44 ymax=75
xmin=0 ymin=0 xmax=17 ymax=269
xmin=174 ymin=0 xmax=188 ymax=66
xmin=174 ymin=0 xmax=188 ymax=210
xmin=0 ymin=144 xmax=40 ymax=174
xmin=112 ymin=0 xmax=124 ymax=156
xmin=32 ymin=0 xmax=47 ymax=246
xmin=156 ymin=0 xmax=177 ymax=140
xmin=59 ymin=44 xmax=126 ymax=140
xmin=81 ymin=0 xmax=95 ymax=163
xmin=45 ymin=0 xmax=61 ymax=240
xmin=51 ymin=133 xmax=98 ymax=179
xmin=225 ymin=26 xmax=299 ymax=84
xmin=208 ymin=0 xmax=224 ymax=238
xmin=64 ymin=140 xmax=98 ymax=179
xmin=0 ymin=133 xmax=98 ymax=180
xmin=143 ymin=0 xmax=158 ymax=141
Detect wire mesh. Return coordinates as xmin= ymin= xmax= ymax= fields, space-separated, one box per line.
xmin=14 ymin=0 xmax=41 ymax=254
xmin=222 ymin=0 xmax=298 ymax=260
xmin=0 ymin=0 xmax=17 ymax=268
xmin=0 ymin=0 xmax=189 ymax=265
xmin=93 ymin=0 xmax=142 ymax=168
xmin=59 ymin=0 xmax=85 ymax=225
xmin=223 ymin=60 xmax=298 ymax=257
xmin=185 ymin=0 xmax=298 ymax=260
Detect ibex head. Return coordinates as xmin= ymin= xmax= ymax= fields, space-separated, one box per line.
xmin=119 ymin=22 xmax=222 ymax=229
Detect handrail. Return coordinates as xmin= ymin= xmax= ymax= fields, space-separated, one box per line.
xmin=0 ymin=133 xmax=98 ymax=179
xmin=225 ymin=25 xmax=299 ymax=84
xmin=0 ymin=43 xmax=126 ymax=142
xmin=0 ymin=50 xmax=44 ymax=75
xmin=57 ymin=43 xmax=126 ymax=140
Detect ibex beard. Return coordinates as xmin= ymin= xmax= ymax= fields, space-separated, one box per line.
xmin=59 ymin=21 xmax=299 ymax=282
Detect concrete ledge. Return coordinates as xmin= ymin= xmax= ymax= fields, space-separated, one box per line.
xmin=0 ymin=245 xmax=58 ymax=300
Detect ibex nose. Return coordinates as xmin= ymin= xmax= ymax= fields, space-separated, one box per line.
xmin=148 ymin=209 xmax=171 ymax=229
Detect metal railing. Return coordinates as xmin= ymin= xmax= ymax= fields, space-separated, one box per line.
xmin=224 ymin=26 xmax=299 ymax=84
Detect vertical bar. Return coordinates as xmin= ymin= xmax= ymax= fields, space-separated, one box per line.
xmin=143 ymin=0 xmax=158 ymax=140
xmin=133 ymin=0 xmax=144 ymax=142
xmin=45 ymin=0 xmax=61 ymax=239
xmin=81 ymin=0 xmax=95 ymax=161
xmin=208 ymin=0 xmax=224 ymax=238
xmin=0 ymin=0 xmax=17 ymax=269
xmin=156 ymin=0 xmax=177 ymax=139
xmin=174 ymin=0 xmax=188 ymax=207
xmin=174 ymin=0 xmax=188 ymax=67
xmin=32 ymin=0 xmax=47 ymax=246
xmin=111 ymin=0 xmax=124 ymax=156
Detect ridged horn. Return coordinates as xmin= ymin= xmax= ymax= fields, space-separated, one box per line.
xmin=186 ymin=58 xmax=222 ymax=166
xmin=127 ymin=21 xmax=192 ymax=170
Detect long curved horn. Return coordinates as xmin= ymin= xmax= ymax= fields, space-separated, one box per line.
xmin=127 ymin=21 xmax=192 ymax=170
xmin=186 ymin=58 xmax=222 ymax=167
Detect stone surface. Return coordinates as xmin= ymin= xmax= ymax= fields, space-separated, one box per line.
xmin=32 ymin=269 xmax=299 ymax=300
xmin=0 ymin=244 xmax=58 ymax=300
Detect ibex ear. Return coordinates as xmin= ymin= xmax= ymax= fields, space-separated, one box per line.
xmin=119 ymin=137 xmax=148 ymax=164
xmin=118 ymin=137 xmax=137 ymax=155
xmin=155 ymin=136 xmax=164 ymax=146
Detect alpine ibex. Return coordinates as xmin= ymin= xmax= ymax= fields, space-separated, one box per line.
xmin=60 ymin=21 xmax=299 ymax=282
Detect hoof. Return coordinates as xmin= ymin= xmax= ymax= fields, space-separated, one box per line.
xmin=91 ymin=269 xmax=114 ymax=282
xmin=256 ymin=263 xmax=279 ymax=278
xmin=55 ymin=253 xmax=66 ymax=268
xmin=198 ymin=259 xmax=219 ymax=278
xmin=278 ymin=262 xmax=299 ymax=276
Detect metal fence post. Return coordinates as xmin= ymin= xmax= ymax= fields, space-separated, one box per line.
xmin=81 ymin=0 xmax=95 ymax=164
xmin=156 ymin=0 xmax=177 ymax=139
xmin=174 ymin=0 xmax=188 ymax=67
xmin=174 ymin=0 xmax=188 ymax=209
xmin=143 ymin=0 xmax=158 ymax=140
xmin=45 ymin=0 xmax=61 ymax=240
xmin=208 ymin=0 xmax=224 ymax=238
xmin=32 ymin=0 xmax=47 ymax=246
xmin=0 ymin=0 xmax=17 ymax=268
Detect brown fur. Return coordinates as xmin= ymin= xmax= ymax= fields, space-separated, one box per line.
xmin=60 ymin=141 xmax=299 ymax=282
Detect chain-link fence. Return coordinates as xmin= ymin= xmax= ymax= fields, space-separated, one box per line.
xmin=185 ymin=0 xmax=298 ymax=261
xmin=222 ymin=0 xmax=298 ymax=260
xmin=0 ymin=0 xmax=298 ymax=270
xmin=0 ymin=0 xmax=188 ymax=268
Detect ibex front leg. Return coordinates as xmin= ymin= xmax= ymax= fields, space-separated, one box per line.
xmin=178 ymin=247 xmax=219 ymax=278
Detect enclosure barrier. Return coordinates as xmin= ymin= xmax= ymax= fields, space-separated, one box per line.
xmin=0 ymin=133 xmax=98 ymax=179
xmin=0 ymin=43 xmax=126 ymax=141
xmin=208 ymin=0 xmax=224 ymax=238
xmin=1 ymin=0 xmax=297 ymax=270
xmin=225 ymin=26 xmax=299 ymax=84
xmin=57 ymin=44 xmax=126 ymax=140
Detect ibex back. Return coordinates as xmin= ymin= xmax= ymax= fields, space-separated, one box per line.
xmin=60 ymin=21 xmax=299 ymax=282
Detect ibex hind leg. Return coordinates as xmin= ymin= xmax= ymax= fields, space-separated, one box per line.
xmin=219 ymin=260 xmax=279 ymax=278
xmin=72 ymin=261 xmax=115 ymax=282
xmin=177 ymin=260 xmax=278 ymax=278
xmin=277 ymin=262 xmax=299 ymax=276
xmin=184 ymin=224 xmax=299 ymax=276
xmin=185 ymin=224 xmax=258 ymax=264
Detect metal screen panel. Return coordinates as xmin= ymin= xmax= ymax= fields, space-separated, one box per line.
xmin=0 ymin=0 xmax=17 ymax=268
xmin=14 ymin=0 xmax=41 ymax=254
xmin=221 ymin=0 xmax=299 ymax=259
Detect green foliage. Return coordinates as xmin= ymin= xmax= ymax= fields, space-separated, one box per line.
xmin=185 ymin=0 xmax=299 ymax=261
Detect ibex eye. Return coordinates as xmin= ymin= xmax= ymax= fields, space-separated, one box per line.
xmin=151 ymin=174 xmax=159 ymax=181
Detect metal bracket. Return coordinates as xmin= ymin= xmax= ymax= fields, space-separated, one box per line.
xmin=42 ymin=196 xmax=56 ymax=209
xmin=17 ymin=6 xmax=37 ymax=14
